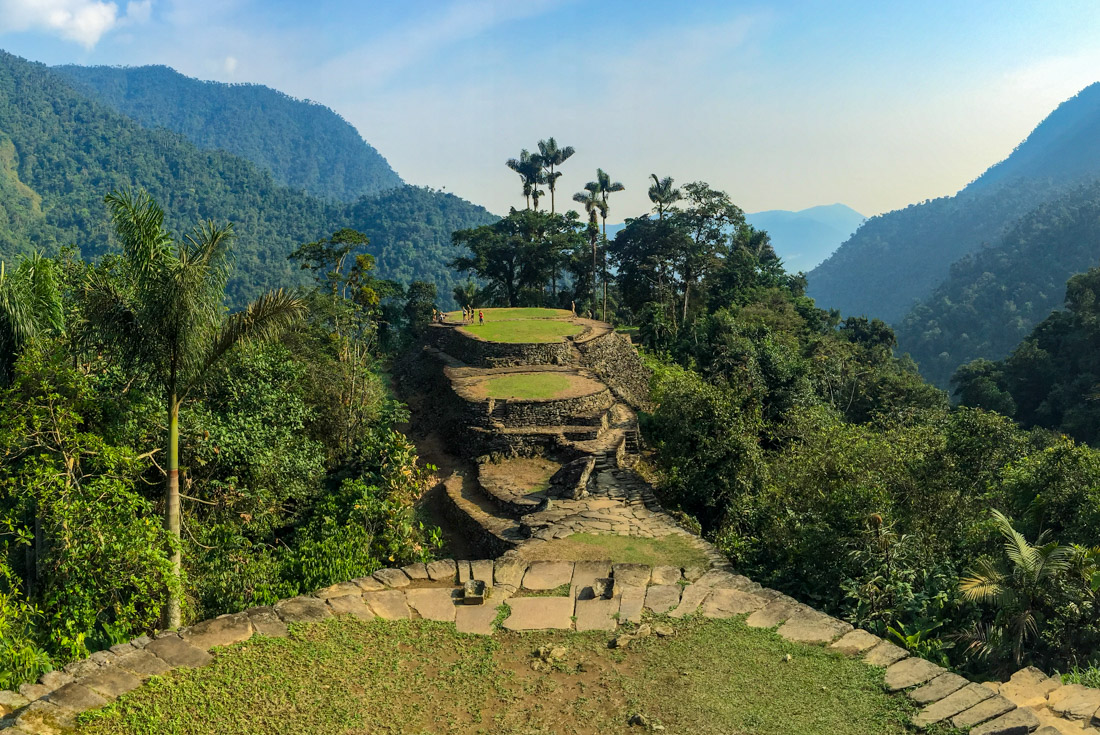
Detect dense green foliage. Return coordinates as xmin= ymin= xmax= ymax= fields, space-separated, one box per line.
xmin=897 ymin=180 xmax=1100 ymax=389
xmin=0 ymin=209 xmax=441 ymax=686
xmin=0 ymin=51 xmax=494 ymax=308
xmin=809 ymin=83 xmax=1100 ymax=325
xmin=55 ymin=64 xmax=403 ymax=201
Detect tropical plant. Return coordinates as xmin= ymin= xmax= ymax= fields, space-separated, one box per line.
xmin=648 ymin=174 xmax=682 ymax=219
xmin=595 ymin=169 xmax=625 ymax=320
xmin=537 ymin=137 xmax=575 ymax=213
xmin=959 ymin=510 xmax=1076 ymax=666
xmin=572 ymin=182 xmax=606 ymax=313
xmin=80 ymin=189 xmax=305 ymax=628
xmin=0 ymin=253 xmax=62 ymax=383
xmin=505 ymin=149 xmax=546 ymax=210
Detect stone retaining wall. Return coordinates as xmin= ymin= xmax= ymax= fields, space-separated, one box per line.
xmin=575 ymin=331 xmax=653 ymax=411
xmin=427 ymin=325 xmax=576 ymax=367
xmin=481 ymin=389 xmax=615 ymax=428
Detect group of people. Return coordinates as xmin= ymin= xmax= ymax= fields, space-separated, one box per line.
xmin=430 ymin=307 xmax=483 ymax=325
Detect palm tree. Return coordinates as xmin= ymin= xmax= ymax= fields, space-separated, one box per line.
xmin=573 ymin=182 xmax=606 ymax=315
xmin=0 ymin=253 xmax=62 ymax=382
xmin=959 ymin=510 xmax=1075 ymax=666
xmin=595 ymin=169 xmax=624 ymax=320
xmin=505 ymin=149 xmax=545 ymax=210
xmin=537 ymin=138 xmax=575 ymax=214
xmin=648 ymin=174 xmax=682 ymax=219
xmin=82 ymin=190 xmax=305 ymax=628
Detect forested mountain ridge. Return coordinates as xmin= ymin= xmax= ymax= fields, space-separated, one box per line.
xmin=0 ymin=51 xmax=495 ymax=306
xmin=896 ymin=180 xmax=1100 ymax=388
xmin=808 ymin=83 xmax=1100 ymax=324
xmin=54 ymin=63 xmax=403 ymax=201
xmin=745 ymin=203 xmax=864 ymax=273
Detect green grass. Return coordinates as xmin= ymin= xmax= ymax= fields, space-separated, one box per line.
xmin=479 ymin=372 xmax=575 ymax=400
xmin=459 ymin=319 xmax=583 ymax=344
xmin=448 ymin=307 xmax=571 ymax=321
xmin=522 ymin=532 xmax=713 ymax=568
xmin=76 ymin=616 xmax=943 ymax=735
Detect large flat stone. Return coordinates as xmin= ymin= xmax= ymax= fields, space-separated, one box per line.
xmin=15 ymin=699 xmax=72 ymax=733
xmin=669 ymin=584 xmax=711 ymax=618
xmin=275 ymin=596 xmax=332 ymax=624
xmin=373 ymin=568 xmax=411 ymax=588
xmin=315 ymin=580 xmax=365 ymax=599
xmin=363 ymin=590 xmax=411 ymax=619
xmin=914 ymin=683 xmax=995 ymax=728
xmin=745 ymin=597 xmax=799 ymax=628
xmin=863 ymin=641 xmax=909 ymax=667
xmin=406 ymin=588 xmax=459 ymax=622
xmin=827 ymin=629 xmax=881 ymax=656
xmin=502 ymin=596 xmax=574 ymax=630
xmin=884 ymin=657 xmax=946 ymax=691
xmin=45 ymin=682 xmax=108 ymax=712
xmin=1000 ymin=666 xmax=1062 ymax=708
xmin=114 ymin=648 xmax=173 ymax=679
xmin=1049 ymin=684 xmax=1100 ymax=721
xmin=700 ymin=588 xmax=767 ymax=618
xmin=402 ymin=563 xmax=429 ymax=581
xmin=351 ymin=575 xmax=386 ymax=591
xmin=326 ymin=594 xmax=374 ymax=619
xmin=909 ymin=673 xmax=970 ymax=705
xmin=182 ymin=613 xmax=254 ymax=650
xmin=470 ymin=560 xmax=495 ymax=586
xmin=969 ymin=707 xmax=1041 ymax=735
xmin=144 ymin=636 xmax=212 ymax=669
xmin=611 ymin=563 xmax=651 ymax=587
xmin=643 ymin=584 xmax=682 ymax=614
xmin=952 ymin=695 xmax=1017 ymax=729
xmin=651 ymin=566 xmax=682 ymax=585
xmin=78 ymin=666 xmax=142 ymax=701
xmin=455 ymin=604 xmax=499 ymax=635
xmin=426 ymin=559 xmax=459 ymax=583
xmin=618 ymin=586 xmax=646 ymax=623
xmin=777 ymin=611 xmax=852 ymax=644
xmin=246 ymin=606 xmax=289 ymax=638
xmin=522 ymin=561 xmax=575 ymax=590
xmin=575 ymin=598 xmax=619 ymax=631
xmin=494 ymin=557 xmax=527 ymax=587
xmin=38 ymin=670 xmax=73 ymax=693
xmin=0 ymin=689 xmax=30 ymax=712
xmin=571 ymin=560 xmax=612 ymax=598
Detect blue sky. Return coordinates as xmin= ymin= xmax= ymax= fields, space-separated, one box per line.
xmin=2 ymin=0 xmax=1100 ymax=219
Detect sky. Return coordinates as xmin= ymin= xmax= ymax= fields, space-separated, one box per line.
xmin=2 ymin=0 xmax=1100 ymax=220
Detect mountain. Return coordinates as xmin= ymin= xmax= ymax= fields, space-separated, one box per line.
xmin=895 ymin=180 xmax=1100 ymax=388
xmin=0 ymin=51 xmax=494 ymax=307
xmin=52 ymin=64 xmax=402 ymax=202
xmin=744 ymin=204 xmax=864 ymax=273
xmin=807 ymin=83 xmax=1100 ymax=324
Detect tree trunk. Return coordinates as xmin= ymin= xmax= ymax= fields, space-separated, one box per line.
xmin=682 ymin=282 xmax=691 ymax=324
xmin=164 ymin=397 xmax=182 ymax=629
xmin=591 ymin=234 xmax=598 ymax=315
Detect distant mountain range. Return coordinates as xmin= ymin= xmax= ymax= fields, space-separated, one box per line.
xmin=0 ymin=52 xmax=494 ymax=306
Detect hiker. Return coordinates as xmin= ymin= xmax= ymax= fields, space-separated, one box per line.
xmin=571 ymin=300 xmax=576 ymax=316
xmin=431 ymin=308 xmax=437 ymax=323
xmin=467 ymin=305 xmax=473 ymax=323
xmin=479 ymin=309 xmax=484 ymax=325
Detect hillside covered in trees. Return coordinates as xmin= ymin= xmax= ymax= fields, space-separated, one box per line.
xmin=53 ymin=64 xmax=403 ymax=202
xmin=0 ymin=51 xmax=494 ymax=307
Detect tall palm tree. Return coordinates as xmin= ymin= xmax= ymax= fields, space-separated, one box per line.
xmin=573 ymin=182 xmax=606 ymax=315
xmin=648 ymin=174 xmax=682 ymax=219
xmin=505 ymin=149 xmax=545 ymax=210
xmin=82 ymin=189 xmax=305 ymax=628
xmin=595 ymin=169 xmax=624 ymax=320
xmin=0 ymin=253 xmax=62 ymax=382
xmin=959 ymin=510 xmax=1075 ymax=666
xmin=537 ymin=137 xmax=575 ymax=214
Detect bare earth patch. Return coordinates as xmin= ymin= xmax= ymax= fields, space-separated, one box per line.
xmin=480 ymin=456 xmax=559 ymax=495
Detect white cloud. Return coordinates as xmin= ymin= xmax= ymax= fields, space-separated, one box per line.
xmin=0 ymin=0 xmax=151 ymax=48
xmin=222 ymin=55 xmax=237 ymax=73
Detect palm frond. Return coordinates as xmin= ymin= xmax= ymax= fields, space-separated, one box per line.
xmin=203 ymin=289 xmax=306 ymax=375
xmin=104 ymin=189 xmax=173 ymax=275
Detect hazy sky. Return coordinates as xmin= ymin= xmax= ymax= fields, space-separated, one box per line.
xmin=3 ymin=0 xmax=1100 ymax=219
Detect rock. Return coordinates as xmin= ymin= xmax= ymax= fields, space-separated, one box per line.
xmin=863 ymin=641 xmax=909 ymax=667
xmin=0 ymin=689 xmax=29 ymax=712
xmin=274 ymin=596 xmax=332 ymax=624
xmin=968 ymin=705 xmax=1040 ymax=735
xmin=314 ymin=580 xmax=364 ymax=599
xmin=15 ymin=699 xmax=71 ymax=733
xmin=1048 ymin=684 xmax=1100 ymax=722
xmin=651 ymin=566 xmax=682 ymax=585
xmin=181 ymin=613 xmax=254 ymax=650
xmin=114 ymin=649 xmax=173 ymax=679
xmin=246 ymin=606 xmax=289 ymax=638
xmin=535 ymin=645 xmax=569 ymax=662
xmin=913 ymin=683 xmax=996 ymax=728
xmin=78 ymin=666 xmax=142 ymax=701
xmin=654 ymin=625 xmax=674 ymax=637
xmin=700 ymin=588 xmax=766 ymax=618
xmin=591 ymin=577 xmax=618 ymax=599
xmin=502 ymin=596 xmax=574 ymax=630
xmin=629 ymin=712 xmax=651 ymax=727
xmin=522 ymin=560 xmax=575 ymax=590
xmin=669 ymin=584 xmax=711 ymax=619
xmin=44 ymin=682 xmax=108 ymax=712
xmin=426 ymin=558 xmax=459 ymax=583
xmin=829 ymin=629 xmax=882 ymax=656
xmin=326 ymin=594 xmax=375 ymax=619
xmin=406 ymin=588 xmax=459 ymax=622
xmin=401 ymin=563 xmax=429 ymax=580
xmin=17 ymin=683 xmax=49 ymax=701
xmin=143 ymin=636 xmax=213 ymax=669
xmin=745 ymin=598 xmax=800 ymax=629
xmin=550 ymin=456 xmax=596 ymax=499
xmin=456 ymin=560 xmax=472 ymax=584
xmin=909 ymin=673 xmax=970 ymax=705
xmin=776 ymin=610 xmax=852 ymax=645
xmin=62 ymin=657 xmax=102 ymax=679
xmin=571 ymin=560 xmax=612 ymax=598
xmin=575 ymin=597 xmax=619 ymax=631
xmin=884 ymin=657 xmax=946 ymax=691
xmin=373 ymin=568 xmax=411 ymax=588
xmin=455 ymin=604 xmax=499 ymax=635
xmin=470 ymin=559 xmax=495 ymax=586
xmin=618 ymin=586 xmax=646 ymax=623
xmin=951 ymin=695 xmax=1017 ymax=729
xmin=463 ymin=579 xmax=488 ymax=605
xmin=351 ymin=575 xmax=386 ymax=592
xmin=643 ymin=585 xmax=682 ymax=614
xmin=682 ymin=565 xmax=706 ymax=582
xmin=493 ymin=557 xmax=528 ymax=587
xmin=1000 ymin=666 xmax=1062 ymax=708
xmin=611 ymin=563 xmax=652 ymax=587
xmin=363 ymin=590 xmax=412 ymax=620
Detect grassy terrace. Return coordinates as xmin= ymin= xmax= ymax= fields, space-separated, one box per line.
xmin=76 ymin=616 xmax=936 ymax=735
xmin=477 ymin=372 xmax=582 ymax=400
xmin=520 ymin=533 xmax=713 ymax=568
xmin=448 ymin=307 xmax=572 ymax=321
xmin=458 ymin=319 xmax=583 ymax=344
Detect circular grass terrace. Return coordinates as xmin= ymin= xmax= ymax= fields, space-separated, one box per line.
xmin=446 ymin=307 xmax=572 ymax=322
xmin=470 ymin=371 xmax=604 ymax=400
xmin=458 ymin=318 xmax=584 ymax=344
